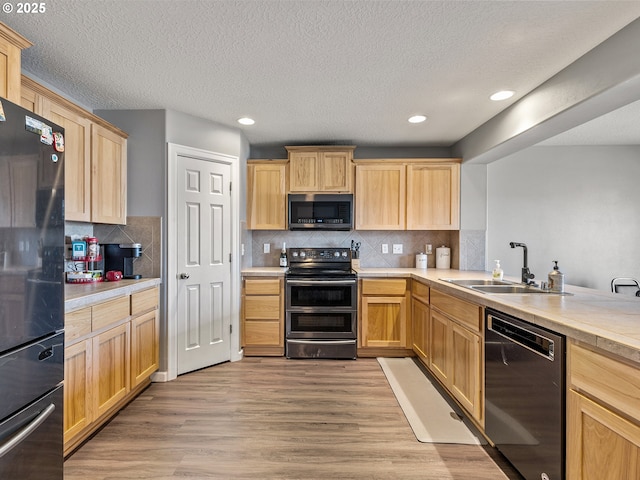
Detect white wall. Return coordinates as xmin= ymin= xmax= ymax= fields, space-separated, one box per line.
xmin=487 ymin=145 xmax=640 ymax=291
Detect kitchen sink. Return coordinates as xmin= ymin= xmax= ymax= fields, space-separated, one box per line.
xmin=440 ymin=278 xmax=516 ymax=286
xmin=441 ymin=278 xmax=571 ymax=295
xmin=470 ymin=284 xmax=548 ymax=294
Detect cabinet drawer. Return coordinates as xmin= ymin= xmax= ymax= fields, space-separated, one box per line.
xmin=244 ymin=321 xmax=281 ymax=345
xmin=412 ymin=280 xmax=429 ymax=304
xmin=431 ymin=289 xmax=481 ymax=332
xmin=92 ymin=296 xmax=130 ymax=331
xmin=244 ymin=295 xmax=280 ymax=320
xmin=131 ymin=287 xmax=159 ymax=315
xmin=361 ymin=278 xmax=407 ymax=296
xmin=569 ymin=342 xmax=640 ymax=422
xmin=244 ymin=278 xmax=281 ymax=295
xmin=66 ymin=307 xmax=92 ymax=342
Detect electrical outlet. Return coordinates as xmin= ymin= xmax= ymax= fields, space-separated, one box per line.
xmin=263 ymin=243 xmax=270 ymax=254
xmin=393 ymin=244 xmax=403 ymax=254
xmin=241 ymin=243 xmax=245 ymax=256
xmin=381 ymin=244 xmax=389 ymax=254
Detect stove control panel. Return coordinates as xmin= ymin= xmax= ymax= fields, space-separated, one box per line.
xmin=288 ymin=247 xmax=351 ymax=263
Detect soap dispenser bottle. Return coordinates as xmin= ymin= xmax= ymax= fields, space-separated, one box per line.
xmin=492 ymin=260 xmax=503 ymax=281
xmin=548 ymin=260 xmax=564 ymax=293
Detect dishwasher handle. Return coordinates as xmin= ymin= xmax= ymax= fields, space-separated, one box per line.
xmin=487 ymin=315 xmax=555 ymax=361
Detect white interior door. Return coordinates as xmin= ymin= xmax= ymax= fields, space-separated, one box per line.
xmin=176 ymin=153 xmax=232 ymax=375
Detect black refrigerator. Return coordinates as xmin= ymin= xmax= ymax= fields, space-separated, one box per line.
xmin=0 ymin=97 xmax=64 ymax=478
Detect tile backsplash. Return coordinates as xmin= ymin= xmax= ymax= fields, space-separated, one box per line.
xmin=250 ymin=230 xmax=462 ymax=269
xmin=93 ymin=216 xmax=162 ymax=278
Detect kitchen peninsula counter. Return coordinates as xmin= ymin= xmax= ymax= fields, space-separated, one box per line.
xmin=356 ymin=267 xmax=640 ymax=363
xmin=65 ymin=277 xmax=161 ymax=312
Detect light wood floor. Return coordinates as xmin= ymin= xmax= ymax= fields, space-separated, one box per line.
xmin=64 ymin=357 xmax=522 ymax=479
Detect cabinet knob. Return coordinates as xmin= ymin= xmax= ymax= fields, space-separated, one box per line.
xmin=179 ymin=273 xmax=190 ymax=279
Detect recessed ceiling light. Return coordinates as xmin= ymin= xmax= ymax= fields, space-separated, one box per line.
xmin=490 ymin=90 xmax=515 ymax=101
xmin=408 ymin=115 xmax=427 ymax=124
xmin=237 ymin=117 xmax=255 ymax=125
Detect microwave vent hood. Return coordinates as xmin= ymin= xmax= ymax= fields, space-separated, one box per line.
xmin=288 ymin=193 xmax=353 ymax=231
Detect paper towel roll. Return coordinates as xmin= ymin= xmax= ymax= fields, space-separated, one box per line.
xmin=436 ymin=246 xmax=450 ymax=269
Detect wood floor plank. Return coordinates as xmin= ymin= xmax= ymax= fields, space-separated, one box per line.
xmin=64 ymin=357 xmax=522 ymax=479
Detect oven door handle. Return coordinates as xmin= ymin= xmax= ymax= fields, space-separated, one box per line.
xmin=286 ymin=279 xmax=356 ymax=286
xmin=0 ymin=403 xmax=55 ymax=459
xmin=287 ymin=339 xmax=357 ymax=345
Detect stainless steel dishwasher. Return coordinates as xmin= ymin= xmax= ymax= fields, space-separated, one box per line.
xmin=485 ymin=309 xmax=565 ymax=480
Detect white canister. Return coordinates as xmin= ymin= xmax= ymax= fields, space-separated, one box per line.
xmin=436 ymin=246 xmax=451 ymax=269
xmin=415 ymin=253 xmax=427 ymax=269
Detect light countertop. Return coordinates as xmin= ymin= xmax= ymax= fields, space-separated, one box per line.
xmin=65 ymin=278 xmax=161 ymax=313
xmin=242 ymin=266 xmax=640 ymax=362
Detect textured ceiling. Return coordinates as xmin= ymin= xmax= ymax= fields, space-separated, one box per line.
xmin=4 ymin=1 xmax=640 ymax=148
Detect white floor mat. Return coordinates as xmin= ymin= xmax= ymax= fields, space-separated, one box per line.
xmin=378 ymin=357 xmax=483 ymax=444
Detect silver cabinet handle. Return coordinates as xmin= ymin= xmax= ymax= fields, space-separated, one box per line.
xmin=179 ymin=273 xmax=190 ymax=279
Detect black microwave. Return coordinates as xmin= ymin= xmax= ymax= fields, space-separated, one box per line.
xmin=288 ymin=194 xmax=353 ymax=230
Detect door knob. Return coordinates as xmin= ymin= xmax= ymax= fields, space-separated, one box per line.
xmin=179 ymin=273 xmax=190 ymax=279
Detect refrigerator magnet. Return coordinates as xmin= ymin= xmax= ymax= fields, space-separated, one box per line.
xmin=0 ymin=100 xmax=5 ymax=121
xmin=40 ymin=124 xmax=54 ymax=145
xmin=53 ymin=132 xmax=65 ymax=152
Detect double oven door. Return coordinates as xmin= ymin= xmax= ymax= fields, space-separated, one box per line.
xmin=285 ymin=276 xmax=357 ymax=359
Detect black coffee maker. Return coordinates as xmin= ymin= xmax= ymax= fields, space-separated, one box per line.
xmin=103 ymin=243 xmax=142 ymax=279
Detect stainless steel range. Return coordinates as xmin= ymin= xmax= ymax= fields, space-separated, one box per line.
xmin=285 ymin=247 xmax=357 ymax=359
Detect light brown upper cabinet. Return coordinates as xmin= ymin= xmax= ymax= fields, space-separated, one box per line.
xmin=355 ymin=163 xmax=406 ymax=230
xmin=355 ymin=159 xmax=460 ymax=230
xmin=21 ymin=76 xmax=128 ymax=224
xmin=286 ymin=146 xmax=354 ymax=192
xmin=406 ymin=162 xmax=460 ymax=230
xmin=247 ymin=160 xmax=288 ymax=230
xmin=0 ymin=23 xmax=31 ymax=104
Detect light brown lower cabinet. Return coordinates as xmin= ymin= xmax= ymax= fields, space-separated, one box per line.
xmin=63 ymin=286 xmax=159 ymax=456
xmin=567 ymin=341 xmax=640 ymax=479
xmin=359 ymin=278 xmax=412 ymax=357
xmin=241 ymin=276 xmax=284 ymax=356
xmin=427 ymin=288 xmax=483 ymax=426
xmin=411 ymin=280 xmax=430 ymax=364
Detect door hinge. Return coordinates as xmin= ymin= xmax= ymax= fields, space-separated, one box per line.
xmin=230 ymin=324 xmax=233 ymax=334
xmin=229 ymin=253 xmax=232 ymax=263
xmin=229 ymin=181 xmax=232 ymax=193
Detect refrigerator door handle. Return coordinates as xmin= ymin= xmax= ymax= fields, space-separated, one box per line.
xmin=0 ymin=403 xmax=55 ymax=458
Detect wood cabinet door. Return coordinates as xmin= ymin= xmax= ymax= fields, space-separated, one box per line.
xmin=91 ymin=124 xmax=127 ymax=224
xmin=406 ymin=163 xmax=460 ymax=230
xmin=130 ymin=310 xmax=159 ymax=387
xmin=41 ymin=99 xmax=92 ymax=221
xmin=355 ymin=164 xmax=406 ymax=230
xmin=450 ymin=323 xmax=482 ymax=423
xmin=19 ymin=81 xmax=39 ymax=112
xmin=319 ymin=151 xmax=352 ymax=192
xmin=567 ymin=390 xmax=640 ymax=480
xmin=92 ymin=323 xmax=130 ymax=418
xmin=247 ymin=162 xmax=287 ymax=229
xmin=64 ymin=340 xmax=93 ymax=444
xmin=429 ymin=309 xmax=450 ymax=386
xmin=360 ymin=296 xmax=407 ymax=348
xmin=0 ymin=35 xmax=22 ymax=104
xmin=412 ymin=297 xmax=429 ymax=363
xmin=289 ymin=151 xmax=318 ymax=191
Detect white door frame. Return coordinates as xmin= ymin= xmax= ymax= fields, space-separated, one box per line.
xmin=166 ymin=143 xmax=242 ymax=381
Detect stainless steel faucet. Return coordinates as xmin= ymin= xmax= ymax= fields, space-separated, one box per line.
xmin=509 ymin=242 xmax=536 ymax=285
